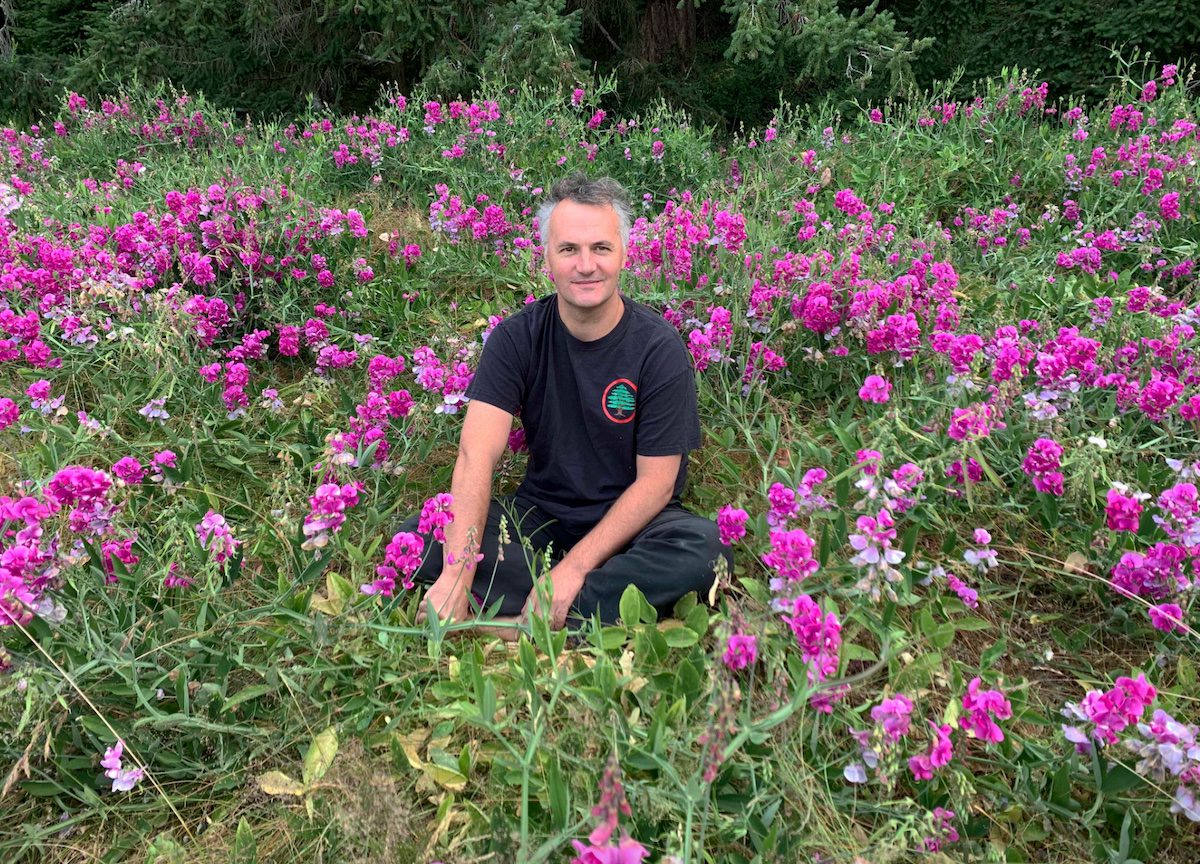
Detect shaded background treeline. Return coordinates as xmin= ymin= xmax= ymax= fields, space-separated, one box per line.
xmin=2 ymin=0 xmax=1198 ymax=126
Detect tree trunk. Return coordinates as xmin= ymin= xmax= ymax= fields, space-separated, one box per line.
xmin=637 ymin=0 xmax=695 ymax=68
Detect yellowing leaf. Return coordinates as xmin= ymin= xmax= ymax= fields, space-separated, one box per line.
xmin=396 ymin=730 xmax=430 ymax=770
xmin=426 ymin=764 xmax=467 ymax=792
xmin=302 ymin=727 xmax=338 ymax=787
xmin=256 ymin=771 xmax=305 ymax=797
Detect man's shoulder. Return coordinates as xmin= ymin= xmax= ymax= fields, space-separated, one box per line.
xmin=623 ymin=298 xmax=689 ymax=362
xmin=624 ymin=297 xmax=684 ymax=342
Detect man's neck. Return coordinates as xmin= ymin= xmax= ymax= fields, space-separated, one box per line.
xmin=558 ymin=294 xmax=625 ymax=342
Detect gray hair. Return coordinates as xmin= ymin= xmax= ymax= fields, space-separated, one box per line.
xmin=536 ymin=172 xmax=633 ymax=248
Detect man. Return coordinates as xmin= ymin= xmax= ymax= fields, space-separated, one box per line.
xmin=405 ymin=172 xmax=727 ymax=630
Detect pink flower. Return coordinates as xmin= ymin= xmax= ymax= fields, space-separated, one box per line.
xmin=858 ymin=374 xmax=891 ymax=404
xmin=195 ymin=510 xmax=240 ymax=565
xmin=717 ymin=505 xmax=749 ymax=546
xmin=947 ymin=403 xmax=1004 ymax=441
xmin=418 ymin=492 xmax=454 ymax=543
xmin=908 ymin=722 xmax=954 ymax=780
xmin=302 ymin=482 xmax=362 ymax=551
xmin=870 ymin=693 xmax=914 ymax=743
xmin=100 ymin=740 xmax=144 ymax=792
xmin=723 ymin=633 xmax=758 ymax=671
xmin=570 ymin=835 xmax=648 ymax=864
xmin=0 ymin=397 xmax=19 ymax=430
xmin=1160 ymin=192 xmax=1181 ymax=221
xmin=761 ymin=528 xmax=819 ymax=584
xmin=1106 ymin=487 xmax=1145 ymax=532
xmin=961 ymin=677 xmax=1011 ymax=743
xmin=112 ymin=457 xmax=145 ymax=485
xmin=1022 ymin=438 xmax=1064 ymax=495
xmin=1149 ymin=603 xmax=1185 ymax=634
xmin=364 ymin=531 xmax=425 ymax=595
xmin=45 ymin=466 xmax=111 ymax=505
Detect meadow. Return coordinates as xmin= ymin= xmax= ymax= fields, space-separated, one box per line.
xmin=1 ymin=63 xmax=1199 ymax=863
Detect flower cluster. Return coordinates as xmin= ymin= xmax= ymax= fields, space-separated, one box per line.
xmin=780 ymin=594 xmax=844 ymax=712
xmin=716 ymin=505 xmax=749 ymax=546
xmin=848 ymin=510 xmax=905 ymax=603
xmin=301 ymin=482 xmax=362 ymax=551
xmin=363 ymin=531 xmax=425 ymax=596
xmin=1062 ymin=673 xmax=1156 ymax=749
xmin=571 ymin=754 xmax=648 ymax=864
xmin=100 ymin=740 xmax=144 ymax=792
xmin=194 ymin=510 xmax=240 ymax=565
xmin=960 ymin=677 xmax=1012 ymax=743
xmin=1022 ymin=437 xmax=1064 ymax=495
xmin=417 ymin=492 xmax=454 ymax=543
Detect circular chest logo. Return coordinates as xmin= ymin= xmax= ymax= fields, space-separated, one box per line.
xmin=602 ymin=378 xmax=637 ymax=424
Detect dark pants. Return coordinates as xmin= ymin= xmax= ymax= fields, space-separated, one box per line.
xmin=396 ymin=494 xmax=730 ymax=626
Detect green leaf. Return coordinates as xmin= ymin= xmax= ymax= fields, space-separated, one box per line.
xmin=684 ymin=603 xmax=710 ymax=637
xmin=1100 ymin=764 xmax=1145 ymax=795
xmin=661 ymin=624 xmax=699 ymax=648
xmin=980 ymin=638 xmax=1007 ymax=670
xmin=546 ymin=755 xmax=568 ymax=830
xmin=618 ymin=583 xmax=645 ymax=626
xmin=233 ymin=818 xmax=257 ymax=864
xmin=302 ymin=727 xmax=338 ymax=787
xmin=674 ymin=659 xmax=702 ymax=707
xmin=222 ymin=684 xmax=274 ymax=714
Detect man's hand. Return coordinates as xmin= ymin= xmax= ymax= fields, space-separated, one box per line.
xmin=521 ymin=562 xmax=586 ymax=630
xmin=418 ymin=572 xmax=473 ymax=623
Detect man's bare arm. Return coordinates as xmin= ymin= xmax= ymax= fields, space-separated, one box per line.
xmin=421 ymin=400 xmax=512 ymax=621
xmin=522 ymin=452 xmax=680 ymax=628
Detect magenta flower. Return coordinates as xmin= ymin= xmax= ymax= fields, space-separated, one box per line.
xmin=722 ymin=633 xmax=758 ymax=671
xmin=0 ymin=397 xmax=18 ymax=430
xmin=921 ymin=807 xmax=959 ymax=852
xmin=858 ymin=374 xmax=891 ymax=404
xmin=112 ymin=457 xmax=146 ymax=485
xmin=870 ymin=693 xmax=914 ymax=743
xmin=961 ymin=677 xmax=1012 ymax=743
xmin=947 ymin=402 xmax=1004 ymax=441
xmin=716 ymin=505 xmax=749 ymax=546
xmin=1022 ymin=438 xmax=1065 ymax=495
xmin=1160 ymin=191 xmax=1181 ymax=221
xmin=1062 ymin=673 xmax=1157 ymax=747
xmin=780 ymin=594 xmax=844 ymax=711
xmin=570 ymin=836 xmax=649 ymax=864
xmin=45 ymin=466 xmax=111 ymax=506
xmin=1106 ymin=487 xmax=1146 ymax=532
xmin=1149 ymin=603 xmax=1186 ymax=634
xmin=908 ymin=722 xmax=954 ymax=780
xmin=1110 ymin=543 xmax=1189 ymax=600
xmin=761 ymin=527 xmax=819 ymax=586
xmin=417 ymin=492 xmax=454 ymax=543
xmin=364 ymin=531 xmax=425 ymax=596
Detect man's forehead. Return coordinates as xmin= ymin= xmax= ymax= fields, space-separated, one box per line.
xmin=547 ymin=200 xmax=621 ymax=238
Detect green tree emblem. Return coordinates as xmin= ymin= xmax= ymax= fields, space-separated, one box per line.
xmin=606 ymin=382 xmax=636 ymax=419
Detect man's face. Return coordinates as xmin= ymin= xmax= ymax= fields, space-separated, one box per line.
xmin=544 ymin=199 xmax=626 ymax=320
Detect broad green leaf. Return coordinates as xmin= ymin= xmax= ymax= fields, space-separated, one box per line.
xmin=660 ymin=623 xmax=699 ymax=648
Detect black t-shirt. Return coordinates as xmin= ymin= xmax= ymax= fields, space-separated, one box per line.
xmin=466 ymin=293 xmax=700 ymax=528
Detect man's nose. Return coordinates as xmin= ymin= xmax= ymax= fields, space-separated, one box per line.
xmin=577 ymin=248 xmax=594 ymax=273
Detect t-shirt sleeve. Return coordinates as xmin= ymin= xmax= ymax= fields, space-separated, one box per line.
xmin=464 ymin=322 xmax=525 ymax=415
xmin=634 ymin=346 xmax=701 ymax=457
